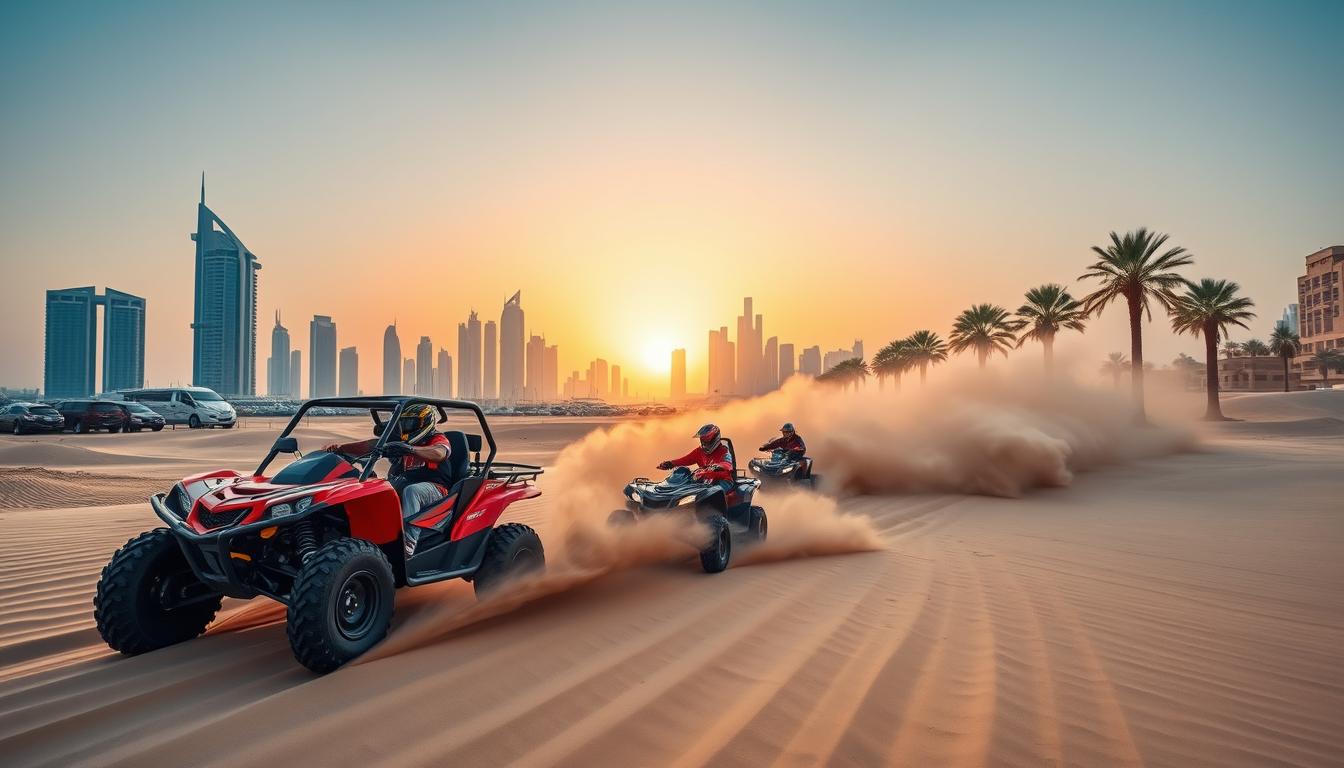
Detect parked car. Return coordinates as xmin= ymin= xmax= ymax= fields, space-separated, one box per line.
xmin=116 ymin=401 xmax=166 ymax=432
xmin=53 ymin=400 xmax=129 ymax=433
xmin=118 ymin=387 xmax=236 ymax=429
xmin=0 ymin=402 xmax=66 ymax=434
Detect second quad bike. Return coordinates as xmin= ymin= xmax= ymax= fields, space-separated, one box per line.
xmin=94 ymin=396 xmax=545 ymax=673
xmin=747 ymin=449 xmax=817 ymax=489
xmin=609 ymin=439 xmax=767 ymax=573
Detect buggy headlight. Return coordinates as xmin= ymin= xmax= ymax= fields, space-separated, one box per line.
xmin=677 ymin=495 xmax=698 ymax=506
xmin=295 ymin=496 xmax=314 ymax=514
xmin=781 ymin=465 xmax=794 ymax=474
xmin=628 ymin=490 xmax=641 ymax=503
xmin=269 ymin=502 xmax=294 ymax=518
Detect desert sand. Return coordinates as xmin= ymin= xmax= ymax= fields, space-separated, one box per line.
xmin=0 ymin=385 xmax=1341 ymax=767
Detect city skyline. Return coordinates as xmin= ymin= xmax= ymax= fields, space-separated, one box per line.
xmin=5 ymin=4 xmax=1341 ymax=395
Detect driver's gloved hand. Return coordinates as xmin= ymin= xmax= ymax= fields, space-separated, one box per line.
xmin=657 ymin=461 xmax=675 ymax=470
xmin=384 ymin=441 xmax=411 ymax=457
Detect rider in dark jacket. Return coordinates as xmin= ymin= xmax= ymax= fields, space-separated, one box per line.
xmin=760 ymin=422 xmax=806 ymax=459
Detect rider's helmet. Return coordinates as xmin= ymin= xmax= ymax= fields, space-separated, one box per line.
xmin=397 ymin=403 xmax=436 ymax=444
xmin=695 ymin=423 xmax=722 ymax=453
xmin=780 ymin=422 xmax=795 ymax=435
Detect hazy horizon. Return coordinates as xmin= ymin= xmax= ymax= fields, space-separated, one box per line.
xmin=2 ymin=1 xmax=1341 ymax=396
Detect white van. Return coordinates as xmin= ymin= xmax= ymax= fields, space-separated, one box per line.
xmin=121 ymin=387 xmax=237 ymax=429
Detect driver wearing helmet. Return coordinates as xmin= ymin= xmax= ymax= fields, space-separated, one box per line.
xmin=759 ymin=422 xmax=806 ymax=460
xmin=657 ymin=423 xmax=735 ymax=490
xmin=322 ymin=404 xmax=449 ymax=553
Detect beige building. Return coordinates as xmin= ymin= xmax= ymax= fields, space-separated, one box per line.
xmin=1219 ymin=356 xmax=1301 ymax=392
xmin=1296 ymin=246 xmax=1344 ymax=384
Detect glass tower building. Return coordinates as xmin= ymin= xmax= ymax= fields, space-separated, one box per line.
xmin=192 ymin=177 xmax=261 ymax=396
xmin=44 ymin=286 xmax=145 ymax=398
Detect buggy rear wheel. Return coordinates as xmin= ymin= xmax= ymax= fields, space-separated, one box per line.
xmin=287 ymin=538 xmax=395 ymax=674
xmin=699 ymin=514 xmax=732 ymax=573
xmin=94 ymin=529 xmax=223 ymax=655
xmin=473 ymin=523 xmax=545 ymax=599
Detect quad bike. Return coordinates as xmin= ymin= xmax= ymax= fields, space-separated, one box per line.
xmin=94 ymin=396 xmax=546 ymax=673
xmin=609 ymin=439 xmax=766 ymax=573
xmin=747 ymin=449 xmax=818 ymax=489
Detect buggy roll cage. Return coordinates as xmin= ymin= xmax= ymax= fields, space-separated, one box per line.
xmin=254 ymin=396 xmax=542 ymax=484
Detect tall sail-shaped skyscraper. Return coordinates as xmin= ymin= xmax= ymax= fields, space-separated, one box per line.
xmin=383 ymin=323 xmax=401 ymax=395
xmin=191 ymin=176 xmax=261 ymax=396
xmin=499 ymin=291 xmax=524 ymax=402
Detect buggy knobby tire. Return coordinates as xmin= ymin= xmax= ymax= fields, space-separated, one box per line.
xmin=699 ymin=514 xmax=732 ymax=573
xmin=473 ymin=523 xmax=545 ymax=599
xmin=94 ymin=528 xmax=223 ymax=655
xmin=287 ymin=538 xmax=395 ymax=674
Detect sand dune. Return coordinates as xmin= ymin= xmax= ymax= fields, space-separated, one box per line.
xmin=0 ymin=392 xmax=1341 ymax=767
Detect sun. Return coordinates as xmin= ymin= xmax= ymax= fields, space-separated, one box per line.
xmin=641 ymin=337 xmax=673 ymax=374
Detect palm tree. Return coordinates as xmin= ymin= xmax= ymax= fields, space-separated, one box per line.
xmin=1269 ymin=323 xmax=1301 ymax=393
xmin=1169 ymin=278 xmax=1256 ymax=420
xmin=817 ymin=357 xmax=869 ymax=391
xmin=1080 ymin=228 xmax=1194 ymax=422
xmin=1221 ymin=340 xmax=1243 ymax=359
xmin=904 ymin=330 xmax=948 ymax=385
xmin=1100 ymin=352 xmax=1129 ymax=388
xmin=872 ymin=339 xmax=911 ymax=391
xmin=948 ymin=304 xmax=1016 ymax=369
xmin=1309 ymin=349 xmax=1344 ymax=387
xmin=1242 ymin=339 xmax=1269 ymax=358
xmin=1011 ymin=284 xmax=1087 ymax=374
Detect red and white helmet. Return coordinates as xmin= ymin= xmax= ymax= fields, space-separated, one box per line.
xmin=695 ymin=423 xmax=721 ymax=453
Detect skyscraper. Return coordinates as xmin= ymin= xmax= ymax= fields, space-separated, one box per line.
xmin=309 ymin=315 xmax=337 ymax=398
xmin=483 ymin=320 xmax=498 ymax=400
xmin=191 ymin=177 xmax=261 ymax=396
xmin=436 ymin=349 xmax=453 ymax=397
xmin=762 ymin=336 xmax=779 ymax=392
xmin=102 ymin=289 xmax=145 ymax=392
xmin=800 ymin=346 xmax=822 ymax=376
xmin=543 ymin=344 xmax=559 ymax=400
xmin=610 ymin=364 xmax=621 ymax=402
xmin=736 ymin=297 xmax=763 ymax=396
xmin=383 ymin=323 xmax=401 ymax=395
xmin=499 ymin=291 xmax=524 ymax=402
xmin=269 ymin=313 xmax=290 ymax=396
xmin=670 ymin=348 xmax=686 ymax=400
xmin=403 ymin=358 xmax=416 ymax=393
xmin=338 ymin=346 xmax=359 ymax=396
xmin=526 ymin=334 xmax=545 ymax=400
xmin=44 ymin=286 xmax=146 ymax=398
xmin=1281 ymin=304 xmax=1300 ymax=335
xmin=289 ymin=349 xmax=302 ymax=398
xmin=590 ymin=359 xmax=609 ymax=398
xmin=43 ymin=287 xmax=96 ymax=398
xmin=457 ymin=311 xmax=483 ymax=399
xmin=708 ymin=326 xmax=735 ymax=396
xmin=416 ymin=336 xmax=434 ymax=395
xmin=779 ymin=343 xmax=795 ymax=382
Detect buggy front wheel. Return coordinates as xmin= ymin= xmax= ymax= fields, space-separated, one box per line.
xmin=287 ymin=538 xmax=395 ymax=674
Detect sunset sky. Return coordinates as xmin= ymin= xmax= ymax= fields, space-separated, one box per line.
xmin=2 ymin=1 xmax=1341 ymax=396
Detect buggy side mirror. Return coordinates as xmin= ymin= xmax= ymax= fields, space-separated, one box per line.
xmin=273 ymin=436 xmax=299 ymax=454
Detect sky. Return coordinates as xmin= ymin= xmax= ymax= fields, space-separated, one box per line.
xmin=1 ymin=0 xmax=1341 ymax=396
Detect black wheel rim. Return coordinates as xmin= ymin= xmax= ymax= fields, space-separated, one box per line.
xmin=335 ymin=570 xmax=380 ymax=640
xmin=716 ymin=526 xmax=729 ymax=562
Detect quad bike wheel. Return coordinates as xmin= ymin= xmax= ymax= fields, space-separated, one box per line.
xmin=473 ymin=523 xmax=546 ymax=599
xmin=749 ymin=506 xmax=768 ymax=542
xmin=94 ymin=529 xmax=223 ymax=655
xmin=607 ymin=509 xmax=636 ymax=526
xmin=699 ymin=514 xmax=732 ymax=573
xmin=287 ymin=538 xmax=396 ymax=674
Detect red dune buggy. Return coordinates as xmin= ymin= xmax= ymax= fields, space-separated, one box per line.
xmin=94 ymin=396 xmax=545 ymax=673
